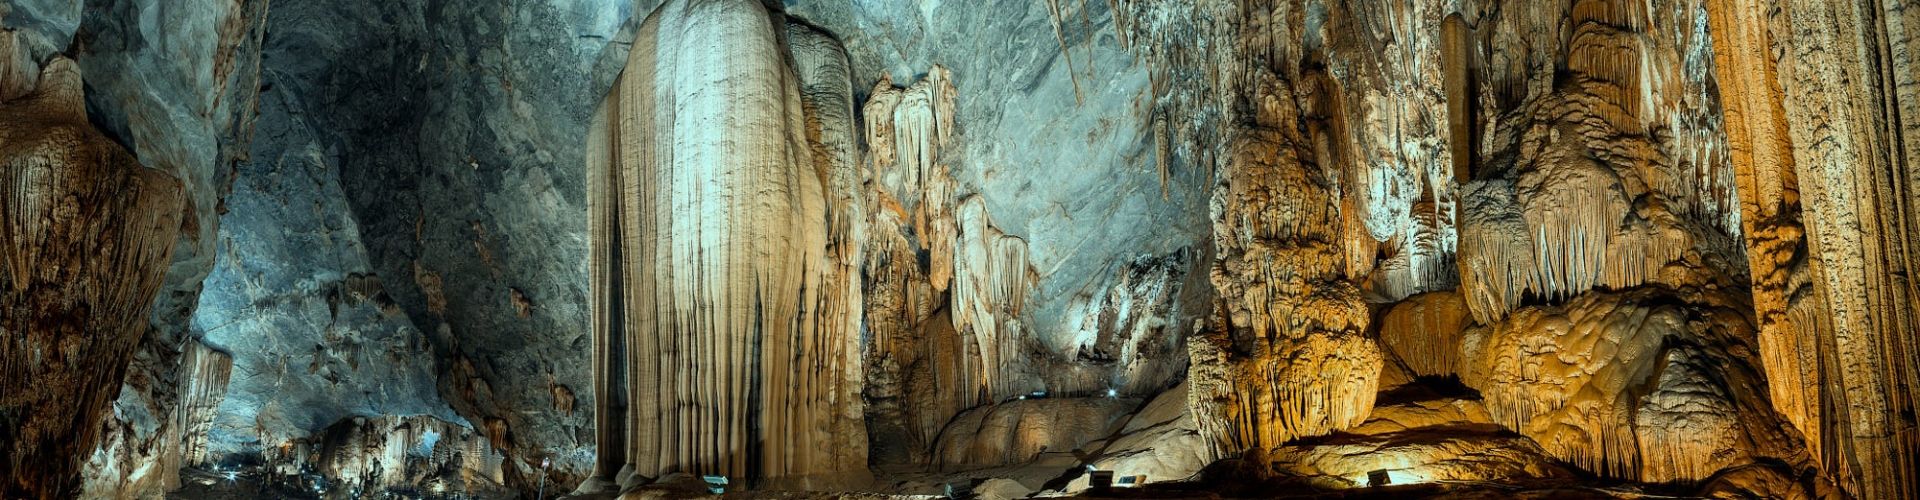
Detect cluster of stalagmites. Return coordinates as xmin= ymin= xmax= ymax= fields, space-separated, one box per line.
xmin=1099 ymin=0 xmax=1902 ymax=496
xmin=83 ymin=340 xmax=233 ymax=496
xmin=260 ymin=415 xmax=506 ymax=496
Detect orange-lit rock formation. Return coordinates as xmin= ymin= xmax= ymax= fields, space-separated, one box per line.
xmin=1 ymin=53 xmax=185 ymax=498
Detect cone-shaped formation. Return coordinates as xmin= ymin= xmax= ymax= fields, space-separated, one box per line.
xmin=1 ymin=55 xmax=186 ymax=499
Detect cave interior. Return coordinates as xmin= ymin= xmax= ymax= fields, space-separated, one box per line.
xmin=3 ymin=0 xmax=1919 ymax=498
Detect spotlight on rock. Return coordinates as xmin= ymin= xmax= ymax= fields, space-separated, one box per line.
xmin=1367 ymin=469 xmax=1391 ymax=487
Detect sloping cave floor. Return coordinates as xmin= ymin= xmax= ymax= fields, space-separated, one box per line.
xmin=167 ymin=380 xmax=1701 ymax=500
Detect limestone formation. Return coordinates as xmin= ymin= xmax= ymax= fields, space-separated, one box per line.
xmin=1376 ymin=291 xmax=1470 ymax=379
xmin=931 ymin=398 xmax=1136 ymax=468
xmin=1458 ymin=287 xmax=1809 ymax=483
xmin=263 ymin=415 xmax=506 ymax=496
xmin=1 ymin=54 xmax=186 ymax=499
xmin=1268 ymin=396 xmax=1574 ymax=489
xmin=8 ymin=0 xmax=1920 ymax=497
xmin=582 ymin=0 xmax=866 ymax=488
xmin=1183 ymin=10 xmax=1382 ymax=460
xmin=82 ymin=340 xmax=233 ymax=497
xmin=1705 ymin=0 xmax=1920 ymax=497
xmin=858 ymin=67 xmax=1044 ymax=467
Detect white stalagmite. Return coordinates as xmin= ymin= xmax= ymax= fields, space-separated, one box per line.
xmin=581 ymin=0 xmax=865 ymax=487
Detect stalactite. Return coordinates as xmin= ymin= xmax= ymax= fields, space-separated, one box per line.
xmin=275 ymin=415 xmax=503 ymax=494
xmin=581 ymin=0 xmax=865 ymax=487
xmin=1 ymin=55 xmax=186 ymax=500
xmin=1442 ymin=13 xmax=1475 ymax=184
xmin=176 ymin=341 xmax=234 ymax=470
xmin=856 ymin=66 xmax=1040 ymax=466
xmin=949 ymin=197 xmax=1038 ymax=403
xmin=1455 ymin=0 xmax=1741 ymax=324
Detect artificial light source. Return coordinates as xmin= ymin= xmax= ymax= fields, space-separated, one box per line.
xmin=1105 ymin=388 xmax=1118 ymax=398
xmin=1367 ymin=469 xmax=1390 ymax=487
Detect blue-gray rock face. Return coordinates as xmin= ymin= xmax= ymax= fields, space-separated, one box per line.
xmin=195 ymin=75 xmax=464 ymax=455
xmin=232 ymin=0 xmax=626 ymax=489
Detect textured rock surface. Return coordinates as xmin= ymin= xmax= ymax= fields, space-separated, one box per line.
xmin=263 ymin=414 xmax=508 ymax=496
xmin=1269 ymin=395 xmax=1574 ymax=489
xmin=0 ymin=54 xmax=185 ymax=499
xmin=1707 ymin=0 xmax=1920 ymax=497
xmin=6 ymin=0 xmax=1916 ymax=496
xmin=582 ymin=0 xmax=866 ymax=486
xmin=931 ymin=398 xmax=1137 ymax=469
xmin=1458 ymin=287 xmax=1810 ymax=483
xmin=1376 ymin=291 xmax=1470 ymax=379
xmin=234 ymin=0 xmax=627 ymax=492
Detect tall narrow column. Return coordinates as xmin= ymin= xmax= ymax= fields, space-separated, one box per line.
xmin=583 ymin=0 xmax=866 ymax=488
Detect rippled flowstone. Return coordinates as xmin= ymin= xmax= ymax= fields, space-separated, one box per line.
xmin=1459 ymin=286 xmax=1813 ymax=484
xmin=0 ymin=54 xmax=185 ymax=499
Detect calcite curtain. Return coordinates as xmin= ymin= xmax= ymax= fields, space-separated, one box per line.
xmin=581 ymin=0 xmax=866 ymax=488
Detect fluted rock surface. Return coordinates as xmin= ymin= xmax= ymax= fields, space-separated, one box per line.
xmin=0 ymin=55 xmax=185 ymax=499
xmin=584 ymin=0 xmax=865 ymax=486
xmin=1376 ymin=291 xmax=1470 ymax=379
xmin=1706 ymin=0 xmax=1920 ymax=497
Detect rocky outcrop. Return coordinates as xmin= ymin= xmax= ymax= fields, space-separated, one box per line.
xmin=1458 ymin=287 xmax=1810 ymax=483
xmin=931 ymin=398 xmax=1137 ymax=468
xmin=1269 ymin=395 xmax=1574 ymax=489
xmin=0 ymin=54 xmax=186 ymax=499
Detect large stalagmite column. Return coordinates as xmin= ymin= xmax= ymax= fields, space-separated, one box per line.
xmin=1187 ymin=2 xmax=1383 ymax=461
xmin=580 ymin=0 xmax=866 ymax=491
xmin=0 ymin=56 xmax=185 ymax=499
xmin=1705 ymin=0 xmax=1920 ymax=497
